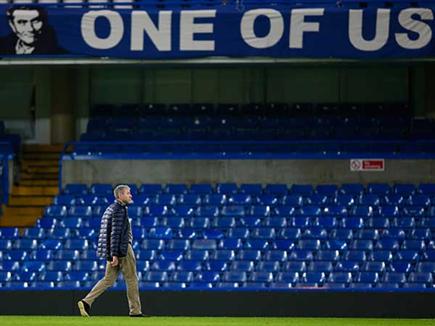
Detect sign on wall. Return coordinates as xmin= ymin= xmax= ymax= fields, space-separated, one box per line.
xmin=0 ymin=4 xmax=434 ymax=59
xmin=350 ymin=159 xmax=385 ymax=172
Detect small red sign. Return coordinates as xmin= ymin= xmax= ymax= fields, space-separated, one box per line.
xmin=350 ymin=159 xmax=385 ymax=171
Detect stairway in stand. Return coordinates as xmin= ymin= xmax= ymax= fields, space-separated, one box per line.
xmin=0 ymin=144 xmax=62 ymax=227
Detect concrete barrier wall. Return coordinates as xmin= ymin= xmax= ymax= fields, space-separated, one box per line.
xmin=62 ymin=159 xmax=435 ymax=187
xmin=0 ymin=290 xmax=434 ymax=317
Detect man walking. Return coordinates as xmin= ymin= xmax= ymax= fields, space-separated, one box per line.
xmin=78 ymin=185 xmax=143 ymax=317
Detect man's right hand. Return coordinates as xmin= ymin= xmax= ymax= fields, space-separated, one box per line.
xmin=110 ymin=256 xmax=119 ymax=267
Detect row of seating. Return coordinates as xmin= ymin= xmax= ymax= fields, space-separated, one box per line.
xmin=52 ymin=194 xmax=435 ymax=207
xmin=59 ymin=183 xmax=435 ymax=196
xmin=1 ymin=247 xmax=434 ymax=262
xmin=44 ymin=204 xmax=435 ymax=218
xmin=90 ymin=103 xmax=410 ymax=118
xmin=3 ymin=259 xmax=435 ymax=273
xmin=1 ymin=268 xmax=434 ymax=282
xmin=2 ymin=238 xmax=434 ymax=252
xmin=34 ymin=219 xmax=435 ymax=233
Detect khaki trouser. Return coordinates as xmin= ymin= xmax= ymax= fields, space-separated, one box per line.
xmin=82 ymin=244 xmax=142 ymax=315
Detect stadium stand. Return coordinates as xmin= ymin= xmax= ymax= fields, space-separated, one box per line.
xmin=67 ymin=103 xmax=435 ymax=158
xmin=1 ymin=182 xmax=434 ymax=291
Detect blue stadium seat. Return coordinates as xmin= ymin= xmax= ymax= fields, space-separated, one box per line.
xmin=369 ymin=250 xmax=393 ymax=262
xmin=389 ymin=262 xmax=412 ymax=273
xmin=328 ymin=272 xmax=353 ymax=284
xmin=231 ymin=261 xmax=254 ymax=272
xmin=282 ymin=195 xmax=302 ymax=207
xmin=54 ymin=195 xmax=75 ymax=206
xmin=301 ymin=272 xmax=325 ymax=285
xmin=329 ymin=229 xmax=353 ymax=240
xmin=46 ymin=260 xmax=72 ymax=272
xmin=159 ymin=250 xmax=184 ymax=261
xmin=343 ymin=251 xmax=366 ymax=262
xmin=325 ymin=239 xmax=348 ymax=251
xmin=240 ymin=184 xmax=263 ymax=195
xmin=227 ymin=227 xmax=249 ymax=239
xmin=276 ymin=272 xmax=299 ymax=283
xmin=418 ymin=184 xmax=435 ymax=195
xmin=251 ymin=228 xmax=275 ymax=239
xmin=13 ymin=239 xmax=38 ymax=250
xmin=417 ymin=262 xmax=435 ymax=273
xmin=361 ymin=261 xmax=385 ymax=273
xmin=355 ymin=229 xmax=379 ymax=240
xmin=192 ymin=239 xmax=216 ymax=250
xmin=167 ymin=239 xmax=190 ymax=250
xmin=265 ymin=184 xmax=288 ymax=196
xmin=63 ymin=184 xmax=88 ymax=195
xmin=342 ymin=217 xmax=364 ymax=229
xmin=222 ymin=271 xmax=247 ymax=282
xmin=136 ymin=250 xmax=157 ymax=261
xmin=408 ymin=272 xmax=433 ymax=283
xmin=179 ymin=194 xmax=201 ymax=205
xmin=335 ymin=194 xmax=355 ymax=207
xmin=356 ymin=272 xmax=379 ymax=284
xmin=216 ymin=183 xmax=238 ymax=195
xmin=143 ymin=271 xmax=168 ymax=282
xmin=244 ymin=239 xmax=270 ymax=250
xmin=190 ymin=184 xmax=213 ymax=195
xmin=203 ymin=195 xmax=226 ymax=206
xmin=395 ymin=250 xmax=419 ymax=262
xmin=368 ymin=183 xmax=391 ymax=195
xmin=156 ymin=194 xmax=176 ymax=205
xmin=340 ymin=184 xmax=364 ymax=196
xmin=316 ymin=250 xmax=340 ymax=261
xmin=151 ymin=261 xmax=176 ymax=271
xmin=279 ymin=228 xmax=302 ymax=239
xmin=20 ymin=261 xmax=45 ymax=273
xmin=258 ymin=194 xmax=279 ymax=206
xmin=350 ymin=240 xmax=373 ymax=251
xmin=335 ymin=261 xmax=360 ymax=272
xmin=256 ymin=261 xmax=280 ymax=272
xmin=359 ymin=194 xmax=380 ymax=206
xmin=68 ymin=206 xmax=92 ymax=217
xmin=45 ymin=205 xmax=67 ymax=217
xmin=236 ymin=250 xmax=261 ymax=261
xmin=265 ymin=217 xmax=287 ymax=228
xmin=307 ymin=262 xmax=333 ymax=272
xmin=264 ymin=250 xmax=287 ymax=262
xmin=248 ymin=205 xmax=271 ymax=217
xmin=297 ymin=239 xmax=321 ymax=251
xmin=139 ymin=184 xmax=162 ymax=195
xmin=290 ymin=185 xmax=313 ymax=196
xmin=401 ymin=240 xmax=425 ymax=251
xmin=165 ymin=184 xmax=188 ymax=195
xmin=283 ymin=262 xmax=306 ymax=273
xmin=316 ymin=185 xmax=338 ymax=196
xmin=177 ymin=261 xmax=202 ymax=272
xmin=239 ymin=217 xmax=262 ymax=227
xmin=289 ymin=250 xmax=314 ymax=261
xmin=313 ymin=217 xmax=337 ymax=229
xmin=393 ymin=184 xmax=415 ymax=196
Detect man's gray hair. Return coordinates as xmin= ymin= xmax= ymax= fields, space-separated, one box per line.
xmin=113 ymin=184 xmax=130 ymax=199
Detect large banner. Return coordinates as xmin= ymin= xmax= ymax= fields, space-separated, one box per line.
xmin=0 ymin=4 xmax=434 ymax=59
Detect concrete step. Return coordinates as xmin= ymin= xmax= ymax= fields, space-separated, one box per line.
xmin=12 ymin=186 xmax=58 ymax=196
xmin=19 ymin=179 xmax=58 ymax=186
xmin=20 ymin=172 xmax=58 ymax=180
xmin=22 ymin=144 xmax=64 ymax=152
xmin=3 ymin=206 xmax=43 ymax=216
xmin=22 ymin=153 xmax=61 ymax=160
xmin=0 ymin=215 xmax=39 ymax=227
xmin=21 ymin=160 xmax=58 ymax=167
xmin=22 ymin=166 xmax=59 ymax=174
xmin=9 ymin=196 xmax=53 ymax=206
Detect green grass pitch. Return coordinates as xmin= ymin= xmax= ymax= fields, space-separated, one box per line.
xmin=0 ymin=316 xmax=434 ymax=326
